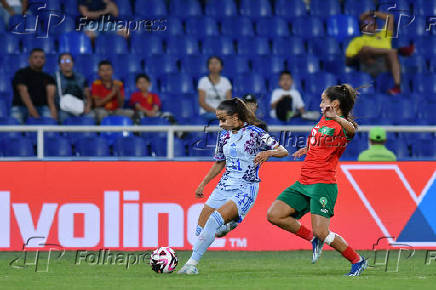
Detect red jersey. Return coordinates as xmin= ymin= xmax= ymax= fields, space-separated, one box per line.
xmin=299 ymin=116 xmax=352 ymax=185
xmin=128 ymin=91 xmax=161 ymax=111
xmin=91 ymin=79 xmax=125 ymax=111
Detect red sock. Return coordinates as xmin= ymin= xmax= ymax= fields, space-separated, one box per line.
xmin=295 ymin=225 xmax=313 ymax=242
xmin=342 ymin=246 xmax=361 ymax=264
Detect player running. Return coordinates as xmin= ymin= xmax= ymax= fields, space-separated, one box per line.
xmin=178 ymin=98 xmax=288 ymax=275
xmin=267 ymin=84 xmax=368 ymax=276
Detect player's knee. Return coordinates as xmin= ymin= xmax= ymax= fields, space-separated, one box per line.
xmin=266 ymin=207 xmax=280 ymax=225
xmin=313 ymin=229 xmax=329 ymax=241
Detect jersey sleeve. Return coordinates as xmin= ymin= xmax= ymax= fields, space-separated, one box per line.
xmin=214 ymin=131 xmax=226 ymax=161
xmin=258 ymin=129 xmax=279 ymax=151
xmin=198 ymin=77 xmax=208 ymax=90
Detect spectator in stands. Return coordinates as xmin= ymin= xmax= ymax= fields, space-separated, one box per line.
xmin=91 ymin=60 xmax=133 ymax=122
xmin=11 ymin=48 xmax=57 ymax=123
xmin=0 ymin=0 xmax=28 ymax=25
xmin=358 ymin=127 xmax=397 ymax=161
xmin=270 ymin=71 xmax=318 ymax=122
xmin=345 ymin=11 xmax=414 ymax=95
xmin=78 ymin=0 xmax=129 ymax=39
xmin=242 ymin=93 xmax=268 ymax=131
xmin=198 ymin=56 xmax=232 ymax=121
xmin=55 ymin=53 xmax=94 ymax=123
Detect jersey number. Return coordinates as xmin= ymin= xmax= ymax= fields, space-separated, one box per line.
xmin=229 ymin=158 xmax=242 ymax=171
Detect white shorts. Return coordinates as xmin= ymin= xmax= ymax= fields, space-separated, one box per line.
xmin=205 ymin=183 xmax=259 ymax=223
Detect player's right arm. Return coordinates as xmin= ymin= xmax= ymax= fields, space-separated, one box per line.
xmin=195 ymin=160 xmax=226 ymax=198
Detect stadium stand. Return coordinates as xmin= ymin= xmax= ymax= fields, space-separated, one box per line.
xmin=0 ymin=0 xmax=434 ymax=159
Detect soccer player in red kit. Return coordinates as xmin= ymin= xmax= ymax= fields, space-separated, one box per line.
xmin=267 ymin=84 xmax=368 ymax=276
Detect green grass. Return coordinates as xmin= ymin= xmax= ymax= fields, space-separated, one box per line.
xmin=0 ymin=250 xmax=435 ymax=289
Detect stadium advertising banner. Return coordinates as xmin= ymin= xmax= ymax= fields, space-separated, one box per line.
xmin=0 ymin=162 xmax=435 ymax=251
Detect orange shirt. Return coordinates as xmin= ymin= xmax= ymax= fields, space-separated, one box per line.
xmin=91 ymin=79 xmax=125 ymax=111
xmin=299 ymin=116 xmax=352 ymax=185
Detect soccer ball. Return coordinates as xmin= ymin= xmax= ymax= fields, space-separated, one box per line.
xmin=149 ymin=247 xmax=178 ymax=273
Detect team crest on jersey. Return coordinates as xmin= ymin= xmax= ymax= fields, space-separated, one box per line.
xmin=319 ymin=197 xmax=328 ymax=208
xmin=319 ymin=126 xmax=335 ymax=136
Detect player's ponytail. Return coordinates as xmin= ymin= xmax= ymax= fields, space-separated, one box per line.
xmin=325 ymin=84 xmax=359 ymax=129
xmin=217 ymin=98 xmax=257 ymax=125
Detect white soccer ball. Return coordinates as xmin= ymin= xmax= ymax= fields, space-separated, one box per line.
xmin=149 ymin=247 xmax=178 ymax=273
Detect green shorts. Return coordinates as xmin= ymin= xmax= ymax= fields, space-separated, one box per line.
xmin=276 ymin=181 xmax=338 ymax=219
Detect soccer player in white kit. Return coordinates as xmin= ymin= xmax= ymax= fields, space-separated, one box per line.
xmin=178 ymin=98 xmax=288 ymax=275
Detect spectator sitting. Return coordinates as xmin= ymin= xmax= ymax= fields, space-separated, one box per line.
xmin=345 ymin=11 xmax=414 ymax=95
xmin=198 ymin=56 xmax=232 ymax=121
xmin=358 ymin=127 xmax=397 ymax=161
xmin=91 ymin=60 xmax=133 ymax=123
xmin=0 ymin=0 xmax=27 ymax=25
xmin=242 ymin=94 xmax=268 ymax=131
xmin=54 ymin=53 xmax=94 ymax=123
xmin=11 ymin=48 xmax=57 ymax=123
xmin=270 ymin=71 xmax=319 ymax=122
xmin=128 ymin=73 xmax=174 ymax=122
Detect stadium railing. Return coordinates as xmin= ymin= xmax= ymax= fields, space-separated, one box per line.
xmin=0 ymin=125 xmax=435 ymax=160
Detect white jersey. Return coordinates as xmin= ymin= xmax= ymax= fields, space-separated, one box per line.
xmin=214 ymin=125 xmax=278 ymax=189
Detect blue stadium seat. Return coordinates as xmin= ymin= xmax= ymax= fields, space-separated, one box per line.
xmin=74 ymin=54 xmax=101 ymax=77
xmin=307 ymin=37 xmax=341 ymax=58
xmin=161 ymin=94 xmax=196 ymax=122
xmin=166 ymin=36 xmax=199 ymax=55
xmin=272 ymin=37 xmax=305 ymax=56
xmin=113 ymin=0 xmax=133 ymax=17
xmin=412 ymin=73 xmax=436 ymax=95
xmin=201 ymin=36 xmax=234 ymax=55
xmin=0 ymin=73 xmax=11 ymax=96
xmin=76 ymin=137 xmax=110 ymax=157
xmin=310 ymin=0 xmax=341 ymax=16
xmin=252 ymin=56 xmax=286 ymax=77
xmin=205 ymin=0 xmax=237 ymax=18
xmin=44 ymin=137 xmax=73 ymax=157
xmin=63 ymin=116 xmax=97 ymax=144
xmin=113 ymin=136 xmax=148 ymax=157
xmin=0 ymin=33 xmax=20 ymax=54
xmin=3 ymin=54 xmax=28 ymax=74
xmin=0 ymin=117 xmax=21 ymax=139
xmin=180 ymin=55 xmax=209 ymax=76
xmin=240 ymin=0 xmax=272 ymax=18
xmin=21 ymin=37 xmax=56 ymax=54
xmin=255 ymin=17 xmax=290 ymax=38
xmin=418 ymin=101 xmax=436 ymax=125
xmin=287 ymin=55 xmax=320 ymax=75
xmin=185 ymin=17 xmax=219 ymax=37
xmin=100 ymin=115 xmax=133 ymax=145
xmin=341 ymin=137 xmax=363 ymax=160
xmin=0 ymin=99 xmax=8 ymax=118
xmin=415 ymin=37 xmax=436 ymax=57
xmin=327 ymin=15 xmax=360 ymax=42
xmin=401 ymin=17 xmax=433 ymax=38
xmin=412 ymin=139 xmax=436 ymax=158
xmin=304 ymin=72 xmax=337 ymax=95
xmin=237 ymin=37 xmax=270 ymax=55
xmin=58 ymin=32 xmax=92 ymax=55
xmin=233 ymin=73 xmax=267 ymax=95
xmin=322 ymin=54 xmax=352 ymax=75
xmin=2 ymin=137 xmax=34 ymax=157
xmin=43 ymin=54 xmax=58 ymax=74
xmin=135 ymin=0 xmax=167 ymax=17
xmin=62 ymin=0 xmax=78 ymax=16
xmin=26 ymin=117 xmax=59 ymax=141
xmin=0 ymin=19 xmax=4 ymax=32
xmin=353 ymin=95 xmax=381 ymax=125
xmin=414 ymin=0 xmax=436 ymax=15
xmin=111 ymin=54 xmax=143 ymax=76
xmin=344 ymin=0 xmax=376 ymax=16
xmin=221 ymin=55 xmax=250 ymax=77
xmin=139 ymin=116 xmax=170 ymax=142
xmin=400 ymin=55 xmax=428 ymax=74
xmin=131 ymin=35 xmax=164 ymax=55
xmin=274 ymin=0 xmax=307 ymax=19
xmin=292 ymin=16 xmax=324 ymax=39
xmin=382 ymin=99 xmax=417 ymax=125
xmin=95 ymin=34 xmax=128 ymax=55
xmin=145 ymin=55 xmax=178 ymax=77
xmin=162 ymin=18 xmax=184 ymax=38
xmin=49 ymin=15 xmax=76 ymax=34
xmin=220 ymin=17 xmax=254 ymax=38
xmin=160 ymin=74 xmax=194 ymax=94
xmin=386 ymin=138 xmax=410 ymax=159
xmin=169 ymin=0 xmax=202 ymax=18
xmin=340 ymin=71 xmax=374 ymax=94
xmin=375 ymin=72 xmax=410 ymax=94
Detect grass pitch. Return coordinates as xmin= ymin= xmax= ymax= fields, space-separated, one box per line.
xmin=0 ymin=250 xmax=434 ymax=289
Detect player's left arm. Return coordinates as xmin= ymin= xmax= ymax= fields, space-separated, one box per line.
xmin=324 ymin=105 xmax=356 ymax=137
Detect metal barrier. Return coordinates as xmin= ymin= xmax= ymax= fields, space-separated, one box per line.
xmin=0 ymin=125 xmax=435 ymax=159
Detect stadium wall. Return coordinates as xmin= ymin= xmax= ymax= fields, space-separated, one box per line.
xmin=0 ymin=161 xmax=435 ymax=251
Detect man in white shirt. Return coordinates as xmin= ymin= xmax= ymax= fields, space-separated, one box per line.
xmin=270 ymin=71 xmax=306 ymax=120
xmin=198 ymin=56 xmax=232 ymax=120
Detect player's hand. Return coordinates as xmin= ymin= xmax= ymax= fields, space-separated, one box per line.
xmin=195 ymin=184 xmax=205 ymax=198
xmin=292 ymin=147 xmax=307 ymax=159
xmin=323 ymin=105 xmax=337 ymax=118
xmin=254 ymin=151 xmax=271 ymax=166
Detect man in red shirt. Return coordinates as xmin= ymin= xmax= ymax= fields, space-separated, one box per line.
xmin=91 ymin=60 xmax=133 ymax=122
